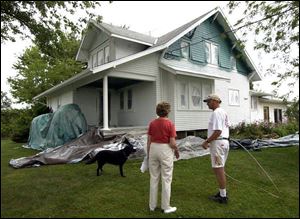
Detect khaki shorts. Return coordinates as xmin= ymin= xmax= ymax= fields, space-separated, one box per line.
xmin=209 ymin=140 xmax=229 ymax=168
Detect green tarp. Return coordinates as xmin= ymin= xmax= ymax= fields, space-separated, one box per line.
xmin=27 ymin=104 xmax=87 ymax=150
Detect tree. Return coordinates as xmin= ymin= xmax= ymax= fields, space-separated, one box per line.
xmin=1 ymin=1 xmax=104 ymax=56
xmin=228 ymin=1 xmax=299 ymax=98
xmin=1 ymin=91 xmax=12 ymax=109
xmin=7 ymin=33 xmax=82 ymax=105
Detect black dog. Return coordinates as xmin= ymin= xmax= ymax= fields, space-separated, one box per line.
xmin=86 ymin=138 xmax=136 ymax=177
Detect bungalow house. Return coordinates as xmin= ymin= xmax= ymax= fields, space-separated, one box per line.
xmin=33 ymin=7 xmax=264 ymax=134
xmin=250 ymin=91 xmax=289 ymax=123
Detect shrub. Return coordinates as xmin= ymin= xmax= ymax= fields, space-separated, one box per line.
xmin=230 ymin=121 xmax=298 ymax=139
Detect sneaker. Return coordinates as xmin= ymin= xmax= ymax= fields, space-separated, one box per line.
xmin=149 ymin=207 xmax=156 ymax=212
xmin=163 ymin=206 xmax=177 ymax=214
xmin=209 ymin=192 xmax=228 ymax=204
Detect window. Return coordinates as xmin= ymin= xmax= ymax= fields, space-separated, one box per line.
xmin=264 ymin=106 xmax=270 ymax=122
xmin=97 ymin=50 xmax=104 ymax=65
xmin=274 ymin=109 xmax=282 ymax=123
xmin=229 ymin=89 xmax=240 ymax=106
xmin=178 ymin=82 xmax=188 ymax=109
xmin=202 ymin=83 xmax=212 ymax=110
xmin=181 ymin=41 xmax=189 ymax=59
xmin=127 ymin=89 xmax=132 ymax=110
xmin=178 ymin=79 xmax=213 ymax=110
xmin=120 ymin=91 xmax=124 ymax=110
xmin=190 ymin=84 xmax=201 ymax=109
xmin=231 ymin=56 xmax=237 ymax=70
xmin=205 ymin=41 xmax=219 ymax=65
xmin=92 ymin=53 xmax=97 ymax=67
xmin=104 ymin=46 xmax=110 ymax=63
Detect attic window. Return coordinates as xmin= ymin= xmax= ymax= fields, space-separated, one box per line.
xmin=104 ymin=46 xmax=110 ymax=63
xmin=205 ymin=41 xmax=219 ymax=65
xmin=181 ymin=41 xmax=189 ymax=59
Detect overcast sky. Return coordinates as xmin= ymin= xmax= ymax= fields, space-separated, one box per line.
xmin=1 ymin=1 xmax=298 ymax=108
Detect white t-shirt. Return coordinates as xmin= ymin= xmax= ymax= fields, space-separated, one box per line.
xmin=207 ymin=107 xmax=229 ymax=139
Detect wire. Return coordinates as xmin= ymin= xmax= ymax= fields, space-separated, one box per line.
xmin=167 ymin=7 xmax=297 ymax=55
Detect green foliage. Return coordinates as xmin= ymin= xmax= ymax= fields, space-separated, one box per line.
xmin=8 ymin=33 xmax=82 ymax=105
xmin=285 ymin=97 xmax=299 ymax=124
xmin=1 ymin=140 xmax=299 ymax=217
xmin=1 ymin=1 xmax=103 ymax=56
xmin=1 ymin=103 xmax=51 ymax=142
xmin=1 ymin=91 xmax=12 ymax=109
xmin=228 ymin=1 xmax=299 ymax=98
xmin=230 ymin=121 xmax=299 ymax=139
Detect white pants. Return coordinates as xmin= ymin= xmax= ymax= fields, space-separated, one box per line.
xmin=149 ymin=143 xmax=174 ymax=210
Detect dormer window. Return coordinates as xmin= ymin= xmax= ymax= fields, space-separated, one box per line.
xmin=104 ymin=46 xmax=110 ymax=63
xmin=205 ymin=41 xmax=219 ymax=65
xmin=97 ymin=50 xmax=104 ymax=65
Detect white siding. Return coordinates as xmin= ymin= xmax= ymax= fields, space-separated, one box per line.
xmin=47 ymin=91 xmax=73 ymax=112
xmin=117 ymin=81 xmax=156 ymax=126
xmin=215 ymin=72 xmax=251 ymax=126
xmin=115 ymin=38 xmax=148 ymax=60
xmin=251 ymin=100 xmax=287 ymax=123
xmin=115 ymin=53 xmax=160 ymax=77
xmin=88 ymin=33 xmax=109 ymax=69
xmin=73 ymin=87 xmax=100 ymax=126
xmin=173 ymin=75 xmax=213 ymax=131
xmin=161 ymin=69 xmax=176 ymax=122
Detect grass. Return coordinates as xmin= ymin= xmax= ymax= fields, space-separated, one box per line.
xmin=1 ymin=139 xmax=299 ymax=218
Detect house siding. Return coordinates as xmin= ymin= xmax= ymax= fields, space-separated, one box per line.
xmin=115 ymin=38 xmax=148 ymax=60
xmin=161 ymin=69 xmax=176 ymax=122
xmin=73 ymin=87 xmax=100 ymax=126
xmin=251 ymin=101 xmax=287 ymax=123
xmin=115 ymin=53 xmax=160 ymax=77
xmin=165 ymin=17 xmax=251 ymax=75
xmin=117 ymin=81 xmax=156 ymax=126
xmin=88 ymin=33 xmax=109 ymax=69
xmin=48 ymin=90 xmax=73 ymax=112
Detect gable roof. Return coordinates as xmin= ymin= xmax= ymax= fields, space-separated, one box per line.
xmin=76 ymin=20 xmax=157 ymax=62
xmin=35 ymin=7 xmax=262 ymax=100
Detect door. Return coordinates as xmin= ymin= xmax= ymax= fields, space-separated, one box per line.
xmin=263 ymin=106 xmax=269 ymax=122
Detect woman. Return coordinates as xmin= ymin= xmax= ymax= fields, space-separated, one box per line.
xmin=147 ymin=101 xmax=180 ymax=214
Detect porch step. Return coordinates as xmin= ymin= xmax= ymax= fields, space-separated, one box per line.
xmin=99 ymin=126 xmax=148 ymax=138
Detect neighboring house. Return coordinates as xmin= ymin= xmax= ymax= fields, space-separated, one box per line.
xmin=34 ymin=7 xmax=263 ymax=133
xmin=250 ymin=91 xmax=289 ymax=124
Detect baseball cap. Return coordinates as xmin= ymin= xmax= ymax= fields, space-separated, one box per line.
xmin=203 ymin=94 xmax=222 ymax=103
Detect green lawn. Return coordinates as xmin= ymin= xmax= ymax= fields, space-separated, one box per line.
xmin=1 ymin=139 xmax=299 ymax=218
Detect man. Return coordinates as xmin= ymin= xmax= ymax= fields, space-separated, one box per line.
xmin=201 ymin=94 xmax=230 ymax=204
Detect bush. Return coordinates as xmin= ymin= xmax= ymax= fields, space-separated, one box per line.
xmin=1 ymin=103 xmax=51 ymax=142
xmin=230 ymin=121 xmax=299 ymax=139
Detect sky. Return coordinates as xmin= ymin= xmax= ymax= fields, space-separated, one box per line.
xmin=1 ymin=1 xmax=298 ymax=108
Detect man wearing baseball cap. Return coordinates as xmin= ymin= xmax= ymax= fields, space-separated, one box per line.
xmin=201 ymin=94 xmax=230 ymax=204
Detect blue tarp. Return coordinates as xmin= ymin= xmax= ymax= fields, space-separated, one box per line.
xmin=27 ymin=104 xmax=87 ymax=150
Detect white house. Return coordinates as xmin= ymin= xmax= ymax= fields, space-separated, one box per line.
xmin=34 ymin=7 xmax=266 ymax=133
xmin=250 ymin=91 xmax=288 ymax=124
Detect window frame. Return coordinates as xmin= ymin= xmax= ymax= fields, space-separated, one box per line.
xmin=189 ymin=82 xmax=202 ymax=110
xmin=205 ymin=41 xmax=219 ymax=65
xmin=180 ymin=40 xmax=190 ymax=59
xmin=104 ymin=46 xmax=110 ymax=63
xmin=228 ymin=89 xmax=240 ymax=106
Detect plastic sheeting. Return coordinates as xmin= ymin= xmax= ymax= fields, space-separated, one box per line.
xmin=230 ymin=132 xmax=299 ymax=150
xmin=27 ymin=104 xmax=87 ymax=150
xmin=9 ymin=131 xmax=299 ymax=169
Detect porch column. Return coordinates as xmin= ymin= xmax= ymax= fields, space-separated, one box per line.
xmin=102 ymin=75 xmax=110 ymax=130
